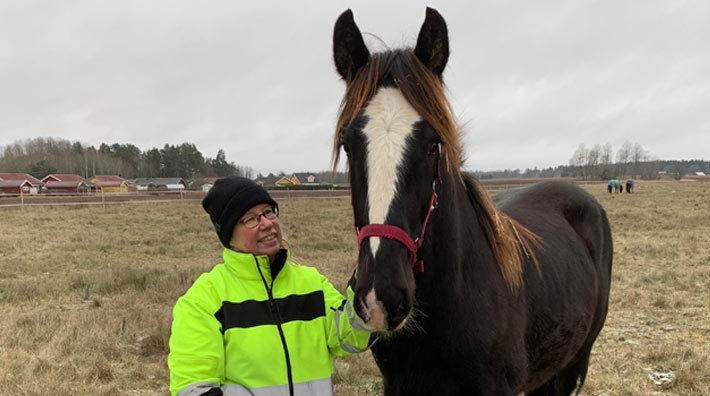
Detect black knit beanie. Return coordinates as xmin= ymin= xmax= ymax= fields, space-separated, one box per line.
xmin=202 ymin=176 xmax=278 ymax=248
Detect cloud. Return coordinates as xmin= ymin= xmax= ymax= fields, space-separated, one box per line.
xmin=1 ymin=0 xmax=708 ymax=173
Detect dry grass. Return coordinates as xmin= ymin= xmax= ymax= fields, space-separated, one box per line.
xmin=0 ymin=181 xmax=707 ymax=395
xmin=583 ymin=181 xmax=710 ymax=396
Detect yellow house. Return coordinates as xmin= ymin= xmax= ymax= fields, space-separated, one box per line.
xmin=88 ymin=175 xmax=133 ymax=192
xmin=275 ymin=176 xmax=297 ymax=187
xmin=273 ymin=173 xmax=321 ymax=187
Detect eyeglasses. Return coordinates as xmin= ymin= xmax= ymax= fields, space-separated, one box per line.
xmin=239 ymin=207 xmax=279 ymax=229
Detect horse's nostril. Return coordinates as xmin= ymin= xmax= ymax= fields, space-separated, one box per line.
xmin=388 ymin=300 xmax=410 ymax=329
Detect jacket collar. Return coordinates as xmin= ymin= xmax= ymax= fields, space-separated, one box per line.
xmin=222 ymin=248 xmax=290 ymax=282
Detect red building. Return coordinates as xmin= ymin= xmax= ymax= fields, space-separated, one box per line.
xmin=0 ymin=173 xmax=44 ymax=195
xmin=41 ymin=174 xmax=91 ymax=194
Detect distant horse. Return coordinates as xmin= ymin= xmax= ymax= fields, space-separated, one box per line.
xmin=607 ymin=179 xmax=620 ymax=194
xmin=332 ymin=8 xmax=612 ymax=395
xmin=625 ymin=179 xmax=634 ymax=193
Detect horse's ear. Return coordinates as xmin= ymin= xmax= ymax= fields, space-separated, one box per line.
xmin=414 ymin=7 xmax=449 ymax=76
xmin=333 ymin=9 xmax=370 ymax=82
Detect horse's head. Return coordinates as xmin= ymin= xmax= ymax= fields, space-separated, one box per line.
xmin=332 ymin=8 xmax=463 ymax=331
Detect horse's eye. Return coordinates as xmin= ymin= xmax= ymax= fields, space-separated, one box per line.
xmin=428 ymin=143 xmax=440 ymax=157
xmin=342 ymin=144 xmax=351 ymax=155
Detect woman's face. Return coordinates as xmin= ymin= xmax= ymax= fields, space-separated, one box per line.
xmin=230 ymin=203 xmax=282 ymax=259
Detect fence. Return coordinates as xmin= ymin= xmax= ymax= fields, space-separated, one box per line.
xmin=0 ymin=189 xmax=357 ymax=209
xmin=0 ymin=190 xmax=201 ymax=209
xmin=0 ymin=180 xmax=608 ymax=210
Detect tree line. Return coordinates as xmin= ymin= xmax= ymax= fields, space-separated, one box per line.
xmin=0 ymin=137 xmax=253 ymax=181
xmin=567 ymin=141 xmax=653 ymax=180
xmin=475 ymin=141 xmax=709 ymax=180
xmin=4 ymin=137 xmax=705 ymax=183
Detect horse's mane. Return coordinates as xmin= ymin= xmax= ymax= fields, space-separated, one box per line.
xmin=463 ymin=174 xmax=541 ymax=290
xmin=333 ymin=48 xmax=539 ymax=290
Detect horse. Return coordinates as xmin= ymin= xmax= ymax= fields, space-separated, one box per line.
xmin=332 ymin=8 xmax=613 ymax=395
xmin=625 ymin=179 xmax=634 ymax=193
xmin=607 ymin=178 xmax=620 ymax=194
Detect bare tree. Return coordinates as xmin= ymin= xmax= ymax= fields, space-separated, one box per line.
xmin=585 ymin=144 xmax=601 ymax=179
xmin=614 ymin=141 xmax=633 ymax=177
xmin=597 ymin=143 xmax=613 ymax=179
xmin=570 ymin=144 xmax=587 ymax=166
xmin=569 ymin=144 xmax=587 ymax=178
xmin=630 ymin=143 xmax=647 ymax=163
xmin=236 ymin=165 xmax=254 ymax=179
xmin=616 ymin=141 xmax=633 ymax=164
xmin=600 ymin=143 xmax=613 ymax=164
xmin=626 ymin=143 xmax=648 ymax=179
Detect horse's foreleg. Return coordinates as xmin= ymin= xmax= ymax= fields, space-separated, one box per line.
xmin=525 ymin=345 xmax=592 ymax=396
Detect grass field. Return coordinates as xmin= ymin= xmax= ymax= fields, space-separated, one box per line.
xmin=0 ymin=181 xmax=708 ymax=395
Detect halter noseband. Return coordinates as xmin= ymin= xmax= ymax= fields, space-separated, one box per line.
xmin=355 ymin=144 xmax=442 ymax=273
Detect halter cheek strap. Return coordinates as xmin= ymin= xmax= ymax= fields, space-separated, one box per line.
xmin=355 ymin=144 xmax=442 ymax=273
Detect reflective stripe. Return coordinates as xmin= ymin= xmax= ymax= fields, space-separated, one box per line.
xmin=223 ymin=378 xmax=333 ymax=396
xmin=333 ymin=301 xmax=369 ymax=353
xmin=345 ymin=297 xmax=369 ymax=332
xmin=179 ymin=378 xmax=333 ymax=396
xmin=221 ymin=383 xmax=254 ymax=396
xmin=178 ymin=381 xmax=222 ymax=396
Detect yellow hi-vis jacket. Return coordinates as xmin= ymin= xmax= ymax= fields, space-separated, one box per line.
xmin=168 ymin=248 xmax=371 ymax=396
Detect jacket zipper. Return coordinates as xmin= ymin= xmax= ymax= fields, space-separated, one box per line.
xmin=254 ymin=255 xmax=294 ymax=396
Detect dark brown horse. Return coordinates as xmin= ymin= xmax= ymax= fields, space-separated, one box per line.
xmin=332 ymin=8 xmax=612 ymax=395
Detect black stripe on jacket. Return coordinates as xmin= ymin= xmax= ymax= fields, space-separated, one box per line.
xmin=215 ymin=291 xmax=326 ymax=332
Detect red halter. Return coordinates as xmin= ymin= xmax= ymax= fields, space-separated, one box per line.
xmin=355 ymin=144 xmax=442 ymax=273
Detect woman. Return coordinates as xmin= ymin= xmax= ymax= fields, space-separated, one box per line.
xmin=168 ymin=176 xmax=372 ymax=396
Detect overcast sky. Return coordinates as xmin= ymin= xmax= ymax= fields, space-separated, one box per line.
xmin=1 ymin=1 xmax=708 ymax=174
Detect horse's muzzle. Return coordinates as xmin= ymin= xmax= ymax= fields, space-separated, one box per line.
xmin=354 ymin=267 xmax=413 ymax=330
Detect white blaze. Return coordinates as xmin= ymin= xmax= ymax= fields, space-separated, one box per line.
xmin=363 ymin=87 xmax=421 ymax=256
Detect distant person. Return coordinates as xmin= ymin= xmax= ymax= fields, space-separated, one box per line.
xmin=168 ymin=177 xmax=373 ymax=396
xmin=626 ymin=178 xmax=634 ymax=193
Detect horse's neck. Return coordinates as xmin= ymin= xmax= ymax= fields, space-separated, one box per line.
xmin=423 ymin=173 xmax=496 ymax=282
